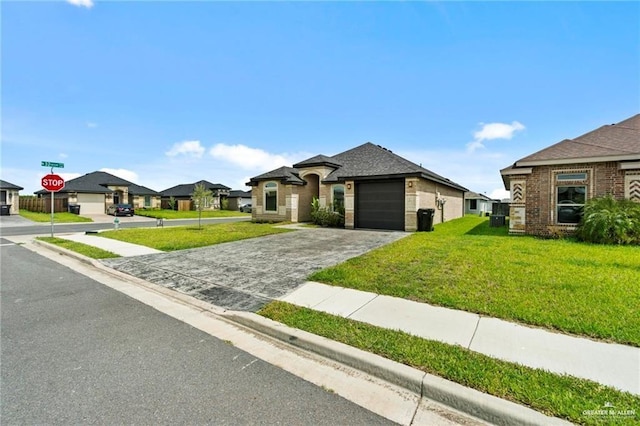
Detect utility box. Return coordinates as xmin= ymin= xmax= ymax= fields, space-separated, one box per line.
xmin=490 ymin=215 xmax=506 ymax=227
xmin=417 ymin=208 xmax=435 ymax=232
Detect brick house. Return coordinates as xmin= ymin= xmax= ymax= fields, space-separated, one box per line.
xmin=247 ymin=142 xmax=467 ymax=231
xmin=500 ymin=114 xmax=640 ymax=236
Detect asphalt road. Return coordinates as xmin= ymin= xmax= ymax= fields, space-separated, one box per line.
xmin=0 ymin=241 xmax=393 ymax=425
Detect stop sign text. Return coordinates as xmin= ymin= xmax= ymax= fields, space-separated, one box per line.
xmin=41 ymin=174 xmax=65 ymax=192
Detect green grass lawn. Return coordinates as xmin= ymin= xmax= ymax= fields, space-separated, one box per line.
xmin=98 ymin=221 xmax=291 ymax=251
xmin=37 ymin=237 xmax=120 ymax=259
xmin=20 ymin=211 xmax=93 ymax=223
xmin=309 ymin=216 xmax=640 ymax=346
xmin=260 ymin=302 xmax=640 ymax=426
xmin=135 ymin=208 xmax=250 ymax=219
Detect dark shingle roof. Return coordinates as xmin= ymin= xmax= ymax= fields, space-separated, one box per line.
xmin=249 ymin=142 xmax=467 ymax=192
xmin=160 ymin=180 xmax=231 ymax=197
xmin=516 ymin=114 xmax=640 ymax=165
xmin=228 ymin=190 xmax=252 ymax=198
xmin=34 ymin=171 xmax=160 ymax=195
xmin=248 ymin=167 xmax=305 ymax=186
xmin=465 ymin=191 xmax=495 ymax=201
xmin=0 ymin=180 xmax=24 ymax=190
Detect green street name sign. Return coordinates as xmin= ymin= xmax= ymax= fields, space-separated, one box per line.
xmin=41 ymin=161 xmax=65 ymax=168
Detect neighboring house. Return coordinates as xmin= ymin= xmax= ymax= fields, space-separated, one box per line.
xmin=500 ymin=114 xmax=640 ymax=237
xmin=227 ymin=190 xmax=252 ymax=211
xmin=247 ymin=142 xmax=468 ymax=231
xmin=34 ymin=171 xmax=161 ymax=214
xmin=0 ymin=180 xmax=24 ymax=215
xmin=464 ymin=191 xmax=496 ymax=216
xmin=160 ymin=180 xmax=231 ymax=210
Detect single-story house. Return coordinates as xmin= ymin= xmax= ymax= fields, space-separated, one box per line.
xmin=464 ymin=191 xmax=496 ymax=216
xmin=227 ymin=190 xmax=252 ymax=211
xmin=0 ymin=180 xmax=24 ymax=215
xmin=247 ymin=142 xmax=468 ymax=231
xmin=500 ymin=113 xmax=640 ymax=237
xmin=160 ymin=180 xmax=231 ymax=210
xmin=34 ymin=171 xmax=161 ymax=214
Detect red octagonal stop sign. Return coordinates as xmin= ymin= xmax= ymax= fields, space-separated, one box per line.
xmin=42 ymin=173 xmax=65 ymax=192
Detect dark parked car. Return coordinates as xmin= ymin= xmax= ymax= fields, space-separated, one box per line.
xmin=239 ymin=203 xmax=252 ymax=213
xmin=107 ymin=203 xmax=135 ymax=216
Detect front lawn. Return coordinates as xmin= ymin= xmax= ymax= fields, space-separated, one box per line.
xmin=98 ymin=221 xmax=291 ymax=251
xmin=309 ymin=216 xmax=640 ymax=346
xmin=260 ymin=302 xmax=640 ymax=426
xmin=19 ymin=211 xmax=93 ymax=223
xmin=135 ymin=208 xmax=250 ymax=219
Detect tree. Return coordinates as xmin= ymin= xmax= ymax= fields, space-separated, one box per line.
xmin=168 ymin=196 xmax=176 ymax=211
xmin=191 ymin=183 xmax=213 ymax=229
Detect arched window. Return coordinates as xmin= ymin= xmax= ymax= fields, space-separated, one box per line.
xmin=264 ymin=182 xmax=278 ymax=212
xmin=332 ymin=185 xmax=345 ymax=212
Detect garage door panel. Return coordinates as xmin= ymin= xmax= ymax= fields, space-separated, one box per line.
xmin=355 ymin=180 xmax=404 ymax=230
xmin=77 ymin=193 xmax=106 ymax=214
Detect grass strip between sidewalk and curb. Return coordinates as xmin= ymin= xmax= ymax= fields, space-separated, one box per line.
xmin=309 ymin=216 xmax=640 ymax=347
xmin=135 ymin=208 xmax=250 ymax=219
xmin=20 ymin=211 xmax=93 ymax=223
xmin=259 ymin=301 xmax=640 ymax=426
xmin=36 ymin=237 xmax=120 ymax=259
xmin=97 ymin=221 xmax=292 ymax=251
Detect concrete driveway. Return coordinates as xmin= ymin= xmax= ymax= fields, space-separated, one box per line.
xmin=102 ymin=227 xmax=408 ymax=311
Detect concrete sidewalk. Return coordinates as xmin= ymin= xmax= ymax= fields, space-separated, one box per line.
xmin=58 ymin=232 xmax=162 ymax=256
xmin=281 ymin=282 xmax=640 ymax=396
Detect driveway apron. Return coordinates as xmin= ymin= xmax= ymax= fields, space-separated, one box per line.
xmin=102 ymin=228 xmax=408 ymax=312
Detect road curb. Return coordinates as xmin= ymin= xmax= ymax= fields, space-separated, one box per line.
xmin=226 ymin=312 xmax=572 ymax=426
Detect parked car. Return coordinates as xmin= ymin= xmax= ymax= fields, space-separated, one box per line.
xmin=239 ymin=203 xmax=252 ymax=213
xmin=107 ymin=203 xmax=135 ymax=216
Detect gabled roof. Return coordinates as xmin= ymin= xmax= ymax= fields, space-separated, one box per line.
xmin=514 ymin=114 xmax=640 ymax=167
xmin=34 ymin=171 xmax=160 ymax=195
xmin=465 ymin=191 xmax=495 ymax=201
xmin=160 ymin=180 xmax=231 ymax=197
xmin=248 ymin=167 xmax=305 ymax=186
xmin=249 ymin=142 xmax=467 ymax=192
xmin=0 ymin=180 xmax=24 ymax=190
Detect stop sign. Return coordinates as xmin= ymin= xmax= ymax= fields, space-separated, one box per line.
xmin=42 ymin=174 xmax=65 ymax=192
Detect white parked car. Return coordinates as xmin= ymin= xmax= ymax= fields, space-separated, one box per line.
xmin=239 ymin=203 xmax=252 ymax=213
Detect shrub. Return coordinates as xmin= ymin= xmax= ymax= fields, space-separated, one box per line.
xmin=310 ymin=198 xmax=344 ymax=228
xmin=576 ymin=195 xmax=640 ymax=245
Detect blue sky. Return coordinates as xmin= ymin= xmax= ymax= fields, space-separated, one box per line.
xmin=2 ymin=1 xmax=638 ymax=198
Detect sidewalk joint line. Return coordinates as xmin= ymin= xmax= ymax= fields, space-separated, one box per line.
xmin=468 ymin=315 xmax=482 ymax=350
xmin=346 ymin=294 xmax=379 ymax=319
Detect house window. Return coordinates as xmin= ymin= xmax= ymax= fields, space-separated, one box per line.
xmin=144 ymin=195 xmax=151 ymax=207
xmin=332 ymin=185 xmax=345 ymax=212
xmin=557 ymin=173 xmax=587 ymax=181
xmin=556 ymin=186 xmax=586 ymax=224
xmin=469 ymin=199 xmax=477 ymax=210
xmin=264 ymin=182 xmax=278 ymax=212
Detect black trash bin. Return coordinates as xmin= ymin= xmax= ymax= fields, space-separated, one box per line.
xmin=68 ymin=204 xmax=81 ymax=215
xmin=417 ymin=208 xmax=435 ymax=232
xmin=0 ymin=205 xmax=11 ymax=216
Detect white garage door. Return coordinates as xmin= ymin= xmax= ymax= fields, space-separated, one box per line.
xmin=77 ymin=193 xmax=106 ymax=214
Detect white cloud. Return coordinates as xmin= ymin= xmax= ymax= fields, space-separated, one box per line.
xmin=100 ymin=168 xmax=138 ymax=183
xmin=489 ymin=188 xmax=511 ymax=201
xmin=209 ymin=143 xmax=305 ymax=171
xmin=59 ymin=153 xmax=69 ymax=159
xmin=467 ymin=121 xmax=525 ymax=152
xmin=165 ymin=140 xmax=205 ymax=158
xmin=67 ymin=0 xmax=94 ymax=8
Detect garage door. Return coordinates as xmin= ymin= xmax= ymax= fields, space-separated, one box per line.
xmin=355 ymin=180 xmax=405 ymax=230
xmin=77 ymin=193 xmax=106 ymax=214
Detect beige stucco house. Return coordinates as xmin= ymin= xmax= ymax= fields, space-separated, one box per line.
xmin=0 ymin=180 xmax=24 ymax=215
xmin=248 ymin=142 xmax=468 ymax=231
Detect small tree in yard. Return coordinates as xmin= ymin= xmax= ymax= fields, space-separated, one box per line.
xmin=168 ymin=196 xmax=176 ymax=211
xmin=191 ymin=183 xmax=213 ymax=229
